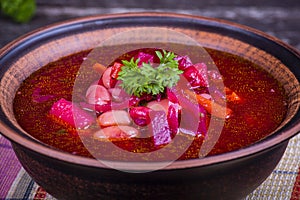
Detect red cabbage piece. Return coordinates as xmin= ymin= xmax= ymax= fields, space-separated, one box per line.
xmin=50 ymin=98 xmax=94 ymax=129
xmin=150 ymin=110 xmax=172 ymax=146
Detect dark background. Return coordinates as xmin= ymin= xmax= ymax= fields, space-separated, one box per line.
xmin=0 ymin=0 xmax=299 ymax=50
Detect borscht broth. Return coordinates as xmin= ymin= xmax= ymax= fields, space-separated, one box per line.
xmin=13 ymin=45 xmax=287 ymax=161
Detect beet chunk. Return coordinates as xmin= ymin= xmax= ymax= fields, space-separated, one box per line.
xmin=150 ymin=110 xmax=172 ymax=146
xmin=50 ymin=98 xmax=94 ymax=129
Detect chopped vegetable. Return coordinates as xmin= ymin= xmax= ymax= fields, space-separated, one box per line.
xmin=49 ymin=98 xmax=94 ymax=129
xmin=183 ymin=64 xmax=209 ymax=88
xmin=225 ymin=87 xmax=242 ymax=102
xmin=185 ymin=89 xmax=232 ymax=119
xmin=109 ymin=62 xmax=123 ymax=88
xmin=171 ymin=87 xmax=207 ymax=136
xmin=97 ymin=110 xmax=131 ymax=127
xmin=175 ymin=55 xmax=193 ymax=70
xmin=85 ymin=85 xmax=111 ymax=105
xmin=92 ymin=63 xmax=106 ymax=74
xmin=167 ymin=103 xmax=180 ymax=136
xmin=147 ymin=99 xmax=169 ymax=113
xmin=150 ymin=110 xmax=172 ymax=146
xmin=167 ymin=89 xmax=181 ymax=136
xmin=49 ymin=48 xmax=235 ymax=149
xmin=93 ymin=126 xmax=139 ymax=141
xmin=101 ymin=67 xmax=113 ymax=88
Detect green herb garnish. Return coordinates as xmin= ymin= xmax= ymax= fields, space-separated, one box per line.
xmin=117 ymin=50 xmax=183 ymax=97
xmin=0 ymin=0 xmax=36 ymax=23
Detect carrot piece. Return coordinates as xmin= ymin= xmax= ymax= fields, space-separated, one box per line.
xmin=93 ymin=63 xmax=107 ymax=74
xmin=185 ymin=90 xmax=232 ymax=119
xmin=225 ymin=87 xmax=242 ymax=102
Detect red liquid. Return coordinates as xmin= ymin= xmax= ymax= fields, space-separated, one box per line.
xmin=13 ymin=48 xmax=287 ymax=161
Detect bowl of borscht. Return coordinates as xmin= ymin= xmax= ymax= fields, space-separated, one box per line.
xmin=0 ymin=13 xmax=299 ymax=199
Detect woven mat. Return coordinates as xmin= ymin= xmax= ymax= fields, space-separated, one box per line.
xmin=1 ymin=133 xmax=300 ymax=200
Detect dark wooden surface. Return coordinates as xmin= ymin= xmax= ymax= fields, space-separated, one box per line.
xmin=0 ymin=0 xmax=299 ymax=51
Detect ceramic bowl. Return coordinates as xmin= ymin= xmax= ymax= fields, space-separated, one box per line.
xmin=0 ymin=13 xmax=300 ymax=199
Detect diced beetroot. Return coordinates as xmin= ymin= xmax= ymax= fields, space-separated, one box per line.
xmin=166 ymin=88 xmax=181 ymax=136
xmin=129 ymin=106 xmax=151 ymax=126
xmin=173 ymin=88 xmax=208 ymax=137
xmin=97 ymin=77 xmax=104 ymax=86
xmin=167 ymin=103 xmax=180 ymax=137
xmin=134 ymin=52 xmax=154 ymax=66
xmin=150 ymin=110 xmax=172 ymax=146
xmin=166 ymin=88 xmax=179 ymax=104
xmin=194 ymin=63 xmax=209 ymax=87
xmin=197 ymin=107 xmax=207 ymax=136
xmin=50 ymin=98 xmax=94 ymax=129
xmin=175 ymin=55 xmax=193 ymax=70
xmin=183 ymin=64 xmax=209 ymax=88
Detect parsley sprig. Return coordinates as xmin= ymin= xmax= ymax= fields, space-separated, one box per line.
xmin=117 ymin=50 xmax=183 ymax=97
xmin=0 ymin=0 xmax=36 ymax=23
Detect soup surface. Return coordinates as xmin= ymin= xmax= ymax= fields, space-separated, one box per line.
xmin=13 ymin=46 xmax=287 ymax=161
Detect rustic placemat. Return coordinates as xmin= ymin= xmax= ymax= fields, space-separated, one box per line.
xmin=246 ymin=133 xmax=300 ymax=200
xmin=1 ymin=133 xmax=300 ymax=200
